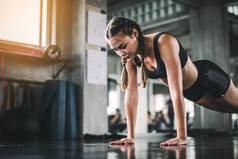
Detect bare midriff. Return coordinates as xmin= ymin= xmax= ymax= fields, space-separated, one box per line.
xmin=159 ymin=56 xmax=198 ymax=90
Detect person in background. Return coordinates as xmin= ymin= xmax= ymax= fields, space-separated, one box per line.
xmin=154 ymin=111 xmax=170 ymax=131
xmin=166 ymin=99 xmax=174 ymax=130
xmin=147 ymin=111 xmax=155 ymax=132
xmin=109 ymin=109 xmax=127 ymax=134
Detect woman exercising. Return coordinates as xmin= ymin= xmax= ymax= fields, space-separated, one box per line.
xmin=105 ymin=17 xmax=238 ymax=146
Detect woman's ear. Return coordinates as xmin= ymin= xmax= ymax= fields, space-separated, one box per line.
xmin=132 ymin=29 xmax=139 ymax=39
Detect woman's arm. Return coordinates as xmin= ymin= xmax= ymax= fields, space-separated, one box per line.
xmin=110 ymin=59 xmax=138 ymax=145
xmin=125 ymin=60 xmax=138 ymax=139
xmin=158 ymin=34 xmax=187 ymax=146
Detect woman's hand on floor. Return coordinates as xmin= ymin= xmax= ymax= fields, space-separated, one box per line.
xmin=160 ymin=137 xmax=187 ymax=146
xmin=109 ymin=138 xmax=135 ymax=145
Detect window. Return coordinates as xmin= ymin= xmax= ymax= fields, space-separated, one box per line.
xmin=0 ymin=0 xmax=49 ymax=47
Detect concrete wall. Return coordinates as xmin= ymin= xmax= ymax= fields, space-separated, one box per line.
xmin=189 ymin=0 xmax=232 ymax=131
xmin=1 ymin=0 xmax=108 ymax=137
xmin=69 ymin=0 xmax=108 ymax=135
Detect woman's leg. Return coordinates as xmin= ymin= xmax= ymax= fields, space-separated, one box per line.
xmin=196 ymin=79 xmax=238 ymax=113
xmin=216 ymin=79 xmax=238 ymax=111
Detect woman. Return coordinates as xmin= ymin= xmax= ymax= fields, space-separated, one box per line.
xmin=105 ymin=17 xmax=238 ymax=146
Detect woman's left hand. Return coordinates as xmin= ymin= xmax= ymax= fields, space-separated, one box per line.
xmin=160 ymin=137 xmax=187 ymax=146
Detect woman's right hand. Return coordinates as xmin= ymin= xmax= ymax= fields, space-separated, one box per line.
xmin=109 ymin=138 xmax=135 ymax=145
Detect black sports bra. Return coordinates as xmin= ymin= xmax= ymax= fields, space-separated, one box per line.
xmin=134 ymin=32 xmax=188 ymax=79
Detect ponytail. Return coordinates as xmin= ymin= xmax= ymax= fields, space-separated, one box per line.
xmin=140 ymin=56 xmax=147 ymax=88
xmin=121 ymin=63 xmax=128 ymax=91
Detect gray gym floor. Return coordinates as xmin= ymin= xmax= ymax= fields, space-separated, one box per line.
xmin=0 ymin=133 xmax=237 ymax=159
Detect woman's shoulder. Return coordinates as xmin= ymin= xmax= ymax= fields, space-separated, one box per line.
xmin=144 ymin=32 xmax=174 ymax=39
xmin=144 ymin=32 xmax=161 ymax=39
xmin=145 ymin=32 xmax=177 ymax=48
xmin=154 ymin=33 xmax=180 ymax=59
xmin=156 ymin=33 xmax=178 ymax=48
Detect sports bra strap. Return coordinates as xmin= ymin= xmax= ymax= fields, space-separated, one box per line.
xmin=153 ymin=32 xmax=166 ymax=63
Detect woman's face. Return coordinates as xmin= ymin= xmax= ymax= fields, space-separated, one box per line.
xmin=107 ymin=30 xmax=139 ymax=62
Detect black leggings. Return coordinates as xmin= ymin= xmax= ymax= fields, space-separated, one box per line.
xmin=183 ymin=60 xmax=230 ymax=102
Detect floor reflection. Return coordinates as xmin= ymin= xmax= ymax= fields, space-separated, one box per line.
xmin=160 ymin=146 xmax=186 ymax=159
xmin=107 ymin=136 xmax=238 ymax=159
xmin=0 ymin=135 xmax=238 ymax=159
xmin=109 ymin=144 xmax=136 ymax=159
xmin=108 ymin=143 xmax=187 ymax=159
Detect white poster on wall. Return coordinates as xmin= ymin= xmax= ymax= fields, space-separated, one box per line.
xmin=87 ymin=10 xmax=107 ymax=47
xmin=87 ymin=50 xmax=107 ymax=85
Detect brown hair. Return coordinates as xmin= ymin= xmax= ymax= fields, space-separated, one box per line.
xmin=105 ymin=17 xmax=148 ymax=91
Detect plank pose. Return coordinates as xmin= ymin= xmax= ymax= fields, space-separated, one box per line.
xmin=105 ymin=17 xmax=238 ymax=146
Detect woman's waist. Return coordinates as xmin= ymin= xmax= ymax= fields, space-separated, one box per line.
xmin=182 ymin=60 xmax=198 ymax=90
xmin=183 ymin=60 xmax=210 ymax=91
